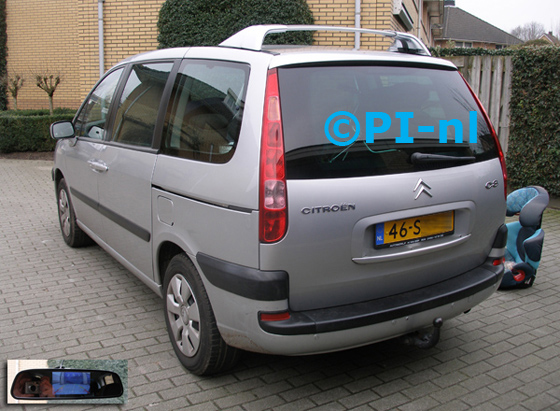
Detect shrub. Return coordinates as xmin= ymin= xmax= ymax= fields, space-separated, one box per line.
xmin=429 ymin=46 xmax=517 ymax=57
xmin=506 ymin=46 xmax=560 ymax=196
xmin=0 ymin=109 xmax=75 ymax=153
xmin=157 ymin=0 xmax=314 ymax=48
xmin=517 ymin=39 xmax=551 ymax=48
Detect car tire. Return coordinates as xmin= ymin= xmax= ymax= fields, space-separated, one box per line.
xmin=163 ymin=253 xmax=239 ymax=375
xmin=56 ymin=178 xmax=93 ymax=248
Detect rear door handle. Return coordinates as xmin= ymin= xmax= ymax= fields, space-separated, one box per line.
xmin=88 ymin=160 xmax=108 ymax=173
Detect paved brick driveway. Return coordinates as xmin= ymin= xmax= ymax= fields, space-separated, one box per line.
xmin=1 ymin=159 xmax=559 ymax=410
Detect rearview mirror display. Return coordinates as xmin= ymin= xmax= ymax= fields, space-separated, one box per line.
xmin=8 ymin=360 xmax=127 ymax=404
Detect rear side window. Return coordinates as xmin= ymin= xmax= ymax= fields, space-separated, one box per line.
xmin=278 ymin=65 xmax=498 ymax=179
xmin=111 ymin=62 xmax=174 ymax=147
xmin=162 ymin=60 xmax=249 ymax=163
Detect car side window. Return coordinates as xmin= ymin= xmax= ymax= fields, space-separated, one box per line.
xmin=162 ymin=60 xmax=249 ymax=163
xmin=74 ymin=68 xmax=123 ymax=140
xmin=111 ymin=62 xmax=174 ymax=147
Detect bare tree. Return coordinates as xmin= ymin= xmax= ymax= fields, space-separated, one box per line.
xmin=511 ymin=21 xmax=546 ymax=42
xmin=33 ymin=72 xmax=61 ymax=115
xmin=7 ymin=74 xmax=24 ymax=110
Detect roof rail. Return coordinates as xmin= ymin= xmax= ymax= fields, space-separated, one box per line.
xmin=219 ymin=25 xmax=431 ymax=56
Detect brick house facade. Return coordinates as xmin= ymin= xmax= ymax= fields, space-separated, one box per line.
xmin=6 ymin=0 xmax=443 ymax=110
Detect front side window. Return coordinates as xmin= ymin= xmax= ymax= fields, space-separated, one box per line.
xmin=111 ymin=62 xmax=174 ymax=147
xmin=162 ymin=60 xmax=249 ymax=163
xmin=75 ymin=68 xmax=123 ymax=140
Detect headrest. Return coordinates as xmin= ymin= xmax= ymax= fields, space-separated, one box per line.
xmin=506 ymin=186 xmax=549 ymax=227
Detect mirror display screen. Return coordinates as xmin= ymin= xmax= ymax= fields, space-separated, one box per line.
xmin=10 ymin=363 xmax=125 ymax=403
xmin=52 ymin=372 xmax=91 ymax=396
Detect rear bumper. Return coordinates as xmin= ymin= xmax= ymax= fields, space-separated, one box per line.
xmin=259 ymin=260 xmax=503 ymax=335
xmin=197 ymin=252 xmax=504 ymax=355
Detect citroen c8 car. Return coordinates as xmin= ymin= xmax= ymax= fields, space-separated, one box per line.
xmin=51 ymin=25 xmax=508 ymax=375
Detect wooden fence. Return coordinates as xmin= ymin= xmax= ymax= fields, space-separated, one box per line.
xmin=444 ymin=55 xmax=513 ymax=152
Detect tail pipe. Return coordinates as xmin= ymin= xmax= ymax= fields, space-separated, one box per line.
xmin=401 ymin=317 xmax=443 ymax=349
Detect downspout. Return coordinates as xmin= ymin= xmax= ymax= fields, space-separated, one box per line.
xmin=98 ymin=0 xmax=105 ymax=78
xmin=355 ymin=0 xmax=361 ymax=49
xmin=417 ymin=0 xmax=423 ymax=41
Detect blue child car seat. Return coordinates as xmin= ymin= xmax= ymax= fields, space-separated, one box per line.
xmin=500 ymin=186 xmax=549 ymax=289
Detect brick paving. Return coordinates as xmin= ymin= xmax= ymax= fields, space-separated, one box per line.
xmin=1 ymin=158 xmax=559 ymax=410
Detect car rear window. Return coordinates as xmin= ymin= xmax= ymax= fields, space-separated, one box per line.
xmin=278 ymin=65 xmax=499 ymax=179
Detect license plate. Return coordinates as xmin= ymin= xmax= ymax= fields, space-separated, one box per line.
xmin=374 ymin=211 xmax=454 ymax=249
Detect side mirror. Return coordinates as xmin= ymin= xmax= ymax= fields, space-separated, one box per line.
xmin=50 ymin=121 xmax=76 ymax=140
xmin=11 ymin=368 xmax=123 ymax=400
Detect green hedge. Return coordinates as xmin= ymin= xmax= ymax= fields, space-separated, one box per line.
xmin=429 ymin=46 xmax=517 ymax=57
xmin=506 ymin=46 xmax=560 ymax=196
xmin=0 ymin=109 xmax=75 ymax=153
xmin=157 ymin=0 xmax=314 ymax=48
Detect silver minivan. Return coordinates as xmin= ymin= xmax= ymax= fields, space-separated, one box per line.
xmin=51 ymin=25 xmax=508 ymax=375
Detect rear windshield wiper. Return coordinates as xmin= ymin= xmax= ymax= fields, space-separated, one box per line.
xmin=411 ymin=152 xmax=475 ymax=165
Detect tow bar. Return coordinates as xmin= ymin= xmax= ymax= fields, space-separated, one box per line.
xmin=400 ymin=317 xmax=443 ymax=349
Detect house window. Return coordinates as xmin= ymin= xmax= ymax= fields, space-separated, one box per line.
xmin=455 ymin=42 xmax=473 ymax=48
xmin=496 ymin=45 xmax=504 ymax=50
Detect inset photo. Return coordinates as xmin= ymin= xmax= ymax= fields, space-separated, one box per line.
xmin=7 ymin=359 xmax=127 ymax=405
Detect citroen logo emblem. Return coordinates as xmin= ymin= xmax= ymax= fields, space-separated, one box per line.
xmin=413 ymin=178 xmax=432 ymax=200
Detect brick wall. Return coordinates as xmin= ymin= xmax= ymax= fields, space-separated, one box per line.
xmin=75 ymin=0 xmax=164 ymax=99
xmin=361 ymin=0 xmax=394 ymax=49
xmin=77 ymin=0 xmax=100 ymax=101
xmin=6 ymin=0 xmax=438 ymax=110
xmin=102 ymin=1 xmax=162 ymax=70
xmin=6 ymin=0 xmax=81 ymax=110
xmin=307 ymin=0 xmax=355 ymax=47
xmin=6 ymin=0 xmax=165 ymax=110
xmin=306 ymin=0 xmax=428 ymax=50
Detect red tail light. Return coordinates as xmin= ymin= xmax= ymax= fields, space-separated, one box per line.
xmin=493 ymin=257 xmax=505 ymax=266
xmin=259 ymin=69 xmax=288 ymax=243
xmin=260 ymin=311 xmax=291 ymax=322
xmin=460 ymin=73 xmax=507 ymax=199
